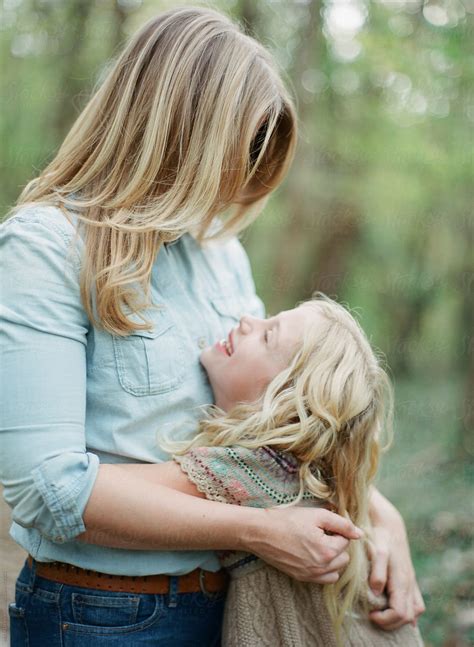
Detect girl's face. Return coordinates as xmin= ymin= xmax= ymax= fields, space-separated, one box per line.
xmin=200 ymin=305 xmax=320 ymax=411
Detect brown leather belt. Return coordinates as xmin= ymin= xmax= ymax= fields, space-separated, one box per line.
xmin=27 ymin=555 xmax=229 ymax=594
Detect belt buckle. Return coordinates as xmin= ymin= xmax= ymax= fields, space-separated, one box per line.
xmin=198 ymin=569 xmax=209 ymax=595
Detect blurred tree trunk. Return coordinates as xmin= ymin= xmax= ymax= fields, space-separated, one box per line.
xmin=110 ymin=0 xmax=129 ymax=55
xmin=271 ymin=0 xmax=323 ymax=306
xmin=388 ymin=233 xmax=436 ymax=375
xmin=461 ymin=329 xmax=473 ymax=459
xmin=35 ymin=0 xmax=129 ymax=140
xmin=458 ymin=231 xmax=474 ymax=460
xmin=300 ymin=201 xmax=361 ymax=299
xmin=50 ymin=0 xmax=95 ymax=137
xmin=270 ymin=0 xmax=362 ymax=309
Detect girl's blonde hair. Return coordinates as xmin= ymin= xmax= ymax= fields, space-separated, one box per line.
xmin=168 ymin=293 xmax=394 ymax=643
xmin=8 ymin=5 xmax=297 ymax=335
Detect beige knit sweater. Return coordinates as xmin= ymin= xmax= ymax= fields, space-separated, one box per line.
xmin=221 ymin=558 xmax=424 ymax=646
xmin=174 ymin=446 xmax=424 ymax=647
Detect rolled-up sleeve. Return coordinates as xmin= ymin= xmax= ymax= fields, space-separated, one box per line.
xmin=0 ymin=211 xmax=99 ymax=543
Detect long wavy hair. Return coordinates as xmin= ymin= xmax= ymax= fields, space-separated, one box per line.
xmin=166 ymin=293 xmax=394 ymax=643
xmin=7 ymin=5 xmax=297 ymax=335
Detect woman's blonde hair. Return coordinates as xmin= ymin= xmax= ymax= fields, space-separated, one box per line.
xmin=8 ymin=5 xmax=297 ymax=335
xmin=168 ymin=293 xmax=394 ymax=643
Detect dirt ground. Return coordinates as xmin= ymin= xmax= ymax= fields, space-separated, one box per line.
xmin=0 ymin=487 xmax=28 ymax=647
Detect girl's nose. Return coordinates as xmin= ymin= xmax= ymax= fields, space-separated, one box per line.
xmin=239 ymin=314 xmax=263 ymax=334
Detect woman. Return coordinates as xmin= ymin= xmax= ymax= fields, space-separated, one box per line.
xmin=0 ymin=6 xmax=424 ymax=645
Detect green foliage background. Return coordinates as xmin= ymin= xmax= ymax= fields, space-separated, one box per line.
xmin=0 ymin=1 xmax=472 ymax=644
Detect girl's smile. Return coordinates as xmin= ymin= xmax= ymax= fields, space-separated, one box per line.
xmin=214 ymin=338 xmax=230 ymax=356
xmin=215 ymin=328 xmax=235 ymax=356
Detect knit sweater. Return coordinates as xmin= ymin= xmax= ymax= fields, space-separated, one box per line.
xmin=174 ymin=446 xmax=424 ymax=647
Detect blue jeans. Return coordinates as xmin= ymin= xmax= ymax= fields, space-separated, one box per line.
xmin=9 ymin=558 xmax=226 ymax=646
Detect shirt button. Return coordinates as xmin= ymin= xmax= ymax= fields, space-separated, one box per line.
xmin=198 ymin=337 xmax=207 ymax=349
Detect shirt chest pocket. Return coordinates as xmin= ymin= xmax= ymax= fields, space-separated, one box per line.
xmin=112 ymin=311 xmax=186 ymax=396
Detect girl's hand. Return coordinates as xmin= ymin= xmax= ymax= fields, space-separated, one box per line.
xmin=247 ymin=506 xmax=363 ymax=583
xmin=367 ymin=491 xmax=426 ymax=630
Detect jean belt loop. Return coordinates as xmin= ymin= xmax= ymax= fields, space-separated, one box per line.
xmin=199 ymin=569 xmax=209 ymax=595
xmin=168 ymin=575 xmax=179 ymax=608
xmin=27 ymin=556 xmax=37 ymax=592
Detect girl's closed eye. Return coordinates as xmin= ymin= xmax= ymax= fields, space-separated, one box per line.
xmin=266 ymin=327 xmax=277 ymax=346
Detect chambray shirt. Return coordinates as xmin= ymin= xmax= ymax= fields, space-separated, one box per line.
xmin=0 ymin=204 xmax=265 ymax=575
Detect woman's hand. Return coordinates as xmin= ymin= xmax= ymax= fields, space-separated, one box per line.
xmin=367 ymin=488 xmax=426 ymax=630
xmin=245 ymin=506 xmax=363 ymax=583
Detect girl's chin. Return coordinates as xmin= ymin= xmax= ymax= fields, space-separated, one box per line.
xmin=199 ymin=350 xmax=210 ymax=369
xmin=199 ymin=347 xmax=219 ymax=374
xmin=200 ymin=343 xmax=229 ymax=366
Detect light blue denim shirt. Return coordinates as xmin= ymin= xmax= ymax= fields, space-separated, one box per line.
xmin=0 ymin=204 xmax=265 ymax=575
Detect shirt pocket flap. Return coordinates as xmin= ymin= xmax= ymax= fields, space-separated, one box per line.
xmin=210 ymin=296 xmax=247 ymax=320
xmin=211 ymin=295 xmax=263 ymax=320
xmin=124 ymin=308 xmax=174 ymax=339
xmin=127 ymin=325 xmax=170 ymax=339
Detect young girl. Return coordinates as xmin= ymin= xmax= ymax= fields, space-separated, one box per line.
xmin=158 ymin=293 xmax=425 ymax=646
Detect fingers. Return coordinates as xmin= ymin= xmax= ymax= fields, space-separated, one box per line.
xmin=285 ymin=547 xmax=351 ymax=583
xmin=318 ymin=508 xmax=363 ymax=540
xmin=370 ymin=584 xmax=424 ymax=630
xmin=309 ymin=571 xmax=340 ymax=584
xmin=299 ymin=550 xmax=351 ymax=584
xmin=324 ymin=549 xmax=351 ymax=574
xmin=415 ymin=595 xmax=426 ymax=617
xmin=324 ymin=533 xmax=350 ymax=557
xmin=369 ymin=570 xmax=425 ymax=630
xmin=369 ymin=608 xmax=404 ymax=631
xmin=318 ymin=509 xmax=361 ymax=538
xmin=413 ymin=584 xmax=426 ymax=626
xmin=369 ymin=590 xmax=414 ymax=630
xmin=367 ymin=539 xmax=389 ymax=596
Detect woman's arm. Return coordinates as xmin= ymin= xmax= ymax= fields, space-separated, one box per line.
xmin=109 ymin=461 xmax=207 ymax=498
xmin=77 ymin=461 xmax=362 ymax=584
xmin=77 ymin=462 xmax=258 ymax=550
xmin=367 ymin=486 xmax=426 ymax=629
xmin=0 ymin=214 xmax=100 ymax=545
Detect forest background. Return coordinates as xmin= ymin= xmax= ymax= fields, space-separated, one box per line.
xmin=0 ymin=0 xmax=472 ymax=645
